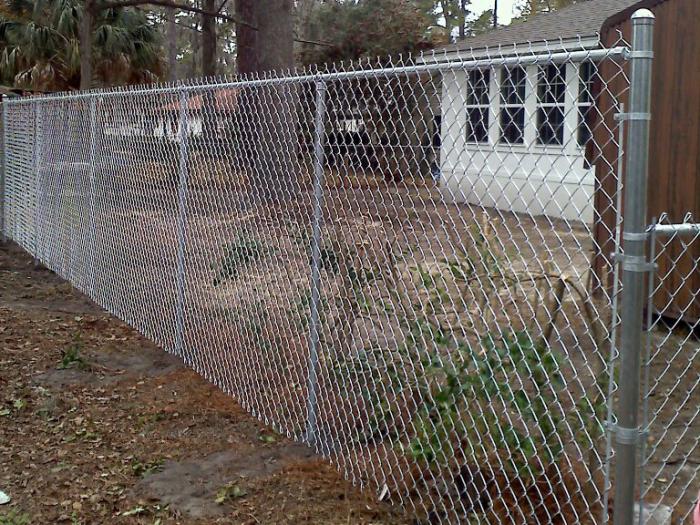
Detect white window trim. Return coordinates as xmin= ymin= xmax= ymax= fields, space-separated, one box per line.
xmin=565 ymin=62 xmax=581 ymax=155
xmin=465 ymin=68 xmax=491 ymax=144
xmin=575 ymin=61 xmax=596 ymax=151
xmin=498 ymin=65 xmax=528 ymax=145
xmin=534 ymin=63 xmax=567 ymax=148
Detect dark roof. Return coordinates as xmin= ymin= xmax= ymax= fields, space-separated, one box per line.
xmin=439 ymin=0 xmax=645 ymax=52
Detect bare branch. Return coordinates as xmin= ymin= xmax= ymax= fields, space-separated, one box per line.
xmin=97 ymin=0 xmax=257 ymax=28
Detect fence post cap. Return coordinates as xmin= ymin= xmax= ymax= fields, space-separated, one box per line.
xmin=631 ymin=8 xmax=655 ymax=20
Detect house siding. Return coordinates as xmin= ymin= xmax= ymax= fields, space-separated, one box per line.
xmin=438 ymin=62 xmax=597 ymax=223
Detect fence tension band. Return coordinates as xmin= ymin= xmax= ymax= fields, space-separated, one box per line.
xmin=608 ymin=423 xmax=648 ymax=445
xmin=622 ymin=231 xmax=649 ymax=242
xmin=614 ymin=112 xmax=651 ymax=122
xmin=611 ymin=252 xmax=656 ymax=273
xmin=628 ymin=50 xmax=654 ymax=59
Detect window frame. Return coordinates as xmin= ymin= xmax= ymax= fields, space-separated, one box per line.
xmin=465 ymin=68 xmax=491 ymax=144
xmin=577 ymin=60 xmax=597 ymax=148
xmin=499 ymin=66 xmax=527 ymax=145
xmin=535 ymin=63 xmax=567 ymax=147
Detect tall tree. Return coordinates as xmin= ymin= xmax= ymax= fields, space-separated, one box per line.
xmin=299 ymin=0 xmax=439 ymax=66
xmin=514 ymin=0 xmax=579 ymax=21
xmin=235 ymin=0 xmax=296 ymax=200
xmin=236 ymin=0 xmax=294 ymax=75
xmin=470 ymin=8 xmax=496 ymax=35
xmin=201 ymin=0 xmax=215 ymax=76
xmin=166 ymin=7 xmax=177 ymax=80
xmin=0 ymin=0 xmax=161 ymax=90
xmin=76 ymin=0 xmax=248 ymax=89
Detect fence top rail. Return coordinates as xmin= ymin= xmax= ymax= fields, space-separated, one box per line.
xmin=649 ymin=223 xmax=700 ymax=237
xmin=3 ymin=45 xmax=629 ymax=105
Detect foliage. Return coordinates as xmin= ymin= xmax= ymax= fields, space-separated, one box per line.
xmin=58 ymin=335 xmax=86 ymax=370
xmin=299 ymin=0 xmax=445 ymax=65
xmin=406 ymin=328 xmax=564 ymax=479
xmin=324 ymin=219 xmax=610 ymax=493
xmin=0 ymin=510 xmax=31 ymax=525
xmin=0 ymin=0 xmax=162 ymax=90
xmin=513 ymin=0 xmax=580 ymax=22
xmin=215 ymin=482 xmax=247 ymax=504
xmin=213 ymin=235 xmax=270 ymax=286
xmin=131 ymin=458 xmax=164 ymax=477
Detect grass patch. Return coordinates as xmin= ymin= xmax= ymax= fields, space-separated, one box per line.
xmin=59 ymin=335 xmax=86 ymax=370
xmin=0 ymin=510 xmax=31 ymax=525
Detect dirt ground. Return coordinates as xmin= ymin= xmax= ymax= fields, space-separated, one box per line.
xmin=0 ymin=241 xmax=407 ymax=525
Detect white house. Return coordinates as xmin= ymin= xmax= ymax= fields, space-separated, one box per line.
xmin=428 ymin=0 xmax=641 ymax=223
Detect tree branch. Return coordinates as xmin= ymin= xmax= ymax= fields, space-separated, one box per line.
xmin=97 ymin=0 xmax=257 ymax=28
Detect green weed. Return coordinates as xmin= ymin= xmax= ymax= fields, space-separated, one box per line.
xmin=59 ymin=335 xmax=86 ymax=370
xmin=213 ymin=235 xmax=270 ymax=286
xmin=0 ymin=510 xmax=31 ymax=525
xmin=131 ymin=458 xmax=165 ymax=477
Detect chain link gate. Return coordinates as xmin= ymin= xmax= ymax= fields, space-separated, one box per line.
xmin=0 ymin=10 xmax=683 ymax=524
xmin=638 ymin=217 xmax=700 ymax=524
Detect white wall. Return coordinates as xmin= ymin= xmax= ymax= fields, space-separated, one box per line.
xmin=439 ymin=63 xmax=596 ymax=224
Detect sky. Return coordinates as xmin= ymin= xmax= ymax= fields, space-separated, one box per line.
xmin=469 ymin=0 xmax=519 ymax=25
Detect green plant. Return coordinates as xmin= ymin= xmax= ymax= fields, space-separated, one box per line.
xmin=59 ymin=335 xmax=86 ymax=370
xmin=213 ymin=235 xmax=270 ymax=286
xmin=131 ymin=458 xmax=164 ymax=477
xmin=0 ymin=510 xmax=31 ymax=525
xmin=215 ymin=482 xmax=247 ymax=504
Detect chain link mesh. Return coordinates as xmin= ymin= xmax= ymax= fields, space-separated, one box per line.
xmin=1 ymin=40 xmax=644 ymax=523
xmin=640 ymin=215 xmax=700 ymax=523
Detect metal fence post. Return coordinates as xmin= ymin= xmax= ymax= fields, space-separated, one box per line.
xmin=0 ymin=95 xmax=5 ymax=244
xmin=305 ymin=79 xmax=327 ymax=445
xmin=175 ymin=89 xmax=189 ymax=357
xmin=33 ymin=103 xmax=41 ymax=265
xmin=613 ymin=9 xmax=655 ymax=525
xmin=88 ymin=98 xmax=97 ymax=294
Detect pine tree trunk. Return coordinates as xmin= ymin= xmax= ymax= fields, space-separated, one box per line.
xmin=236 ymin=0 xmax=298 ymax=202
xmin=202 ymin=0 xmax=217 ymax=76
xmin=167 ymin=8 xmax=178 ymax=81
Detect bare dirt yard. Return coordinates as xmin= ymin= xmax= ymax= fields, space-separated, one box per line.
xmin=0 ymin=242 xmax=407 ymax=525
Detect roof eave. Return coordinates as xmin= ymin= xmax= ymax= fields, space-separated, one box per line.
xmin=417 ymin=35 xmax=601 ymax=64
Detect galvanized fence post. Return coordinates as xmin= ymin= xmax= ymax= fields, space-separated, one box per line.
xmin=88 ymin=98 xmax=97 ymax=294
xmin=306 ymin=79 xmax=327 ymax=445
xmin=175 ymin=89 xmax=189 ymax=357
xmin=0 ymin=95 xmax=5 ymax=244
xmin=612 ymin=9 xmax=655 ymax=525
xmin=33 ymin=103 xmax=41 ymax=265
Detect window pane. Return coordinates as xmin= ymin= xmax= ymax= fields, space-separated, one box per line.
xmin=501 ymin=67 xmax=526 ymax=105
xmin=579 ymin=61 xmax=597 ymax=104
xmin=467 ymin=107 xmax=489 ymax=143
xmin=468 ymin=69 xmax=490 ymax=105
xmin=537 ymin=107 xmax=564 ymax=145
xmin=538 ymin=64 xmax=566 ymax=104
xmin=500 ymin=107 xmax=525 ymax=144
xmin=578 ymin=105 xmax=594 ymax=146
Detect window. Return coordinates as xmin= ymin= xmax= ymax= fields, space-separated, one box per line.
xmin=578 ymin=61 xmax=597 ymax=146
xmin=466 ymin=69 xmax=490 ymax=143
xmin=499 ymin=66 xmax=526 ymax=144
xmin=536 ymin=64 xmax=566 ymax=145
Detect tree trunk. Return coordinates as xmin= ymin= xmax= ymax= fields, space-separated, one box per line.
xmin=236 ymin=0 xmax=297 ymax=202
xmin=201 ymin=0 xmax=216 ymax=76
xmin=190 ymin=22 xmax=199 ymax=78
xmin=236 ymin=0 xmax=294 ymax=75
xmin=167 ymin=8 xmax=178 ymax=81
xmin=458 ymin=0 xmax=468 ymax=40
xmin=79 ymin=0 xmax=95 ymax=90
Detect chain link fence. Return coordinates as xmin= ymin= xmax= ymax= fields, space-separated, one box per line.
xmin=639 ymin=216 xmax=700 ymax=524
xmin=1 ymin=13 xmax=696 ymax=523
